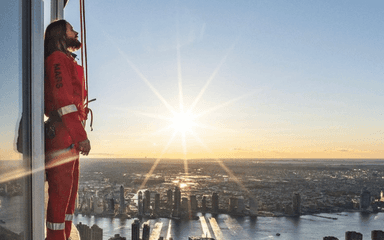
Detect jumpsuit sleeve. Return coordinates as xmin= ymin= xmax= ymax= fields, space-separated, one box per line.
xmin=46 ymin=52 xmax=88 ymax=144
xmin=75 ymin=64 xmax=88 ymax=120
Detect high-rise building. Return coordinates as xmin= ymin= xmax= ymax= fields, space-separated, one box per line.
xmin=77 ymin=222 xmax=92 ymax=240
xmin=91 ymin=224 xmax=103 ymax=240
xmin=144 ymin=190 xmax=151 ymax=214
xmin=360 ymin=187 xmax=371 ymax=210
xmin=212 ymin=192 xmax=219 ymax=213
xmin=345 ymin=231 xmax=362 ymax=240
xmin=143 ymin=199 xmax=147 ymax=215
xmin=119 ymin=185 xmax=125 ymax=214
xmin=237 ymin=196 xmax=245 ymax=214
xmin=154 ymin=193 xmax=160 ymax=213
xmin=190 ymin=195 xmax=197 ymax=211
xmin=77 ymin=222 xmax=103 ymax=240
xmin=372 ymin=230 xmax=384 ymax=240
xmin=142 ymin=223 xmax=150 ymax=240
xmin=173 ymin=186 xmax=181 ymax=216
xmin=249 ymin=197 xmax=258 ymax=217
xmin=181 ymin=197 xmax=188 ymax=211
xmin=202 ymin=196 xmax=207 ymax=212
xmin=109 ymin=198 xmax=115 ymax=212
xmin=94 ymin=198 xmax=104 ymax=215
xmin=228 ymin=197 xmax=237 ymax=213
xmin=167 ymin=188 xmax=173 ymax=209
xmin=138 ymin=191 xmax=143 ymax=216
xmin=87 ymin=196 xmax=94 ymax=212
xmin=131 ymin=219 xmax=140 ymax=240
xmin=292 ymin=192 xmax=301 ymax=216
xmin=109 ymin=234 xmax=126 ymax=240
xmin=92 ymin=196 xmax=95 ymax=212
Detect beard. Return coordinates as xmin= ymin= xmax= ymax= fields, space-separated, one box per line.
xmin=66 ymin=37 xmax=82 ymax=52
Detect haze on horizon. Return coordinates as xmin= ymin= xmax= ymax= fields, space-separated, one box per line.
xmin=1 ymin=1 xmax=384 ymax=160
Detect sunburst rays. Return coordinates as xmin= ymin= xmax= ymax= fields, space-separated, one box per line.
xmin=0 ymin=153 xmax=78 ymax=184
xmin=108 ymin=20 xmax=257 ymax=197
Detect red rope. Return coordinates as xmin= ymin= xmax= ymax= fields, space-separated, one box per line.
xmin=79 ymin=0 xmax=85 ymax=105
xmin=83 ymin=0 xmax=89 ymax=110
xmin=79 ymin=0 xmax=93 ymax=130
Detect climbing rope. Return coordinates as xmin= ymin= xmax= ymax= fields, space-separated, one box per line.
xmin=79 ymin=0 xmax=95 ymax=131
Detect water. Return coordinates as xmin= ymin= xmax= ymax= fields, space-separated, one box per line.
xmin=1 ymin=195 xmax=383 ymax=239
xmin=0 ymin=196 xmax=25 ymax=234
xmin=73 ymin=212 xmax=384 ymax=240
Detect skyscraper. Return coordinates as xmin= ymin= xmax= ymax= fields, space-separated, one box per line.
xmin=190 ymin=195 xmax=197 ymax=211
xmin=88 ymin=196 xmax=94 ymax=212
xmin=212 ymin=192 xmax=219 ymax=213
xmin=109 ymin=198 xmax=115 ymax=212
xmin=249 ymin=197 xmax=258 ymax=217
xmin=108 ymin=234 xmax=126 ymax=240
xmin=131 ymin=219 xmax=140 ymax=240
xmin=228 ymin=197 xmax=237 ymax=213
xmin=142 ymin=223 xmax=150 ymax=240
xmin=91 ymin=224 xmax=103 ymax=240
xmin=372 ymin=230 xmax=384 ymax=240
xmin=237 ymin=196 xmax=245 ymax=214
xmin=360 ymin=187 xmax=371 ymax=210
xmin=167 ymin=188 xmax=173 ymax=210
xmin=119 ymin=185 xmax=125 ymax=214
xmin=202 ymin=196 xmax=207 ymax=212
xmin=144 ymin=190 xmax=151 ymax=214
xmin=173 ymin=186 xmax=181 ymax=217
xmin=292 ymin=192 xmax=301 ymax=216
xmin=181 ymin=197 xmax=188 ymax=211
xmin=138 ymin=191 xmax=143 ymax=216
xmin=345 ymin=231 xmax=362 ymax=240
xmin=154 ymin=193 xmax=160 ymax=213
xmin=77 ymin=223 xmax=103 ymax=240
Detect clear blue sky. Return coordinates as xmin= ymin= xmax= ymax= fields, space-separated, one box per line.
xmin=1 ymin=0 xmax=384 ymax=159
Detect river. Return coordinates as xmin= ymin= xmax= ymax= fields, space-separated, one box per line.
xmin=73 ymin=211 xmax=384 ymax=240
xmin=1 ymin=196 xmax=383 ymax=240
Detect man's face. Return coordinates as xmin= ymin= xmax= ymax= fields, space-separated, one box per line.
xmin=66 ymin=23 xmax=81 ymax=51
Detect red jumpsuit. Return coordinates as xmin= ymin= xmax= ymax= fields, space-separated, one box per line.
xmin=44 ymin=51 xmax=87 ymax=240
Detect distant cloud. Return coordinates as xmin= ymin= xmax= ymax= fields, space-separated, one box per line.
xmin=89 ymin=152 xmax=115 ymax=156
xmin=338 ymin=149 xmax=349 ymax=152
xmin=324 ymin=148 xmax=371 ymax=153
xmin=231 ymin=147 xmax=258 ymax=152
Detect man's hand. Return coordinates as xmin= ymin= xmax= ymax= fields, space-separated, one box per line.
xmin=78 ymin=139 xmax=91 ymax=155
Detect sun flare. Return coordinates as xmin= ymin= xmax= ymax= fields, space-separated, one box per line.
xmin=171 ymin=110 xmax=195 ymax=134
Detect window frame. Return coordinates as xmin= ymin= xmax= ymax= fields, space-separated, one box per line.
xmin=21 ymin=0 xmax=45 ymax=239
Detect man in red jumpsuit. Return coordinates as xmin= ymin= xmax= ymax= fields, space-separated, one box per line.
xmin=44 ymin=19 xmax=91 ymax=240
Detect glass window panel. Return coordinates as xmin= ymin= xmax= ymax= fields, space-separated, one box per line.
xmin=0 ymin=0 xmax=29 ymax=239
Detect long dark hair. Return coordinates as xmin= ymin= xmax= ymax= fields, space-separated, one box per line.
xmin=44 ymin=19 xmax=70 ymax=59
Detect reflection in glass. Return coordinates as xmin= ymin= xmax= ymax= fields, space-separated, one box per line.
xmin=0 ymin=0 xmax=27 ymax=238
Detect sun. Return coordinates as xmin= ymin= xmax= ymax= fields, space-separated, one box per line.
xmin=171 ymin=110 xmax=195 ymax=134
xmin=118 ymin=26 xmax=253 ymax=194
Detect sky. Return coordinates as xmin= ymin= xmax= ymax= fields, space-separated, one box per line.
xmin=1 ymin=0 xmax=384 ymax=160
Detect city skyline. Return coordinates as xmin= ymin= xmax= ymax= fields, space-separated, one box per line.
xmin=1 ymin=1 xmax=384 ymax=160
